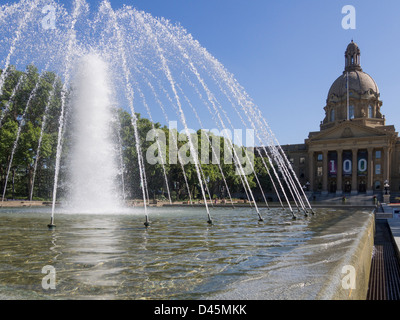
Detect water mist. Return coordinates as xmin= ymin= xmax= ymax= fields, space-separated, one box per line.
xmin=68 ymin=53 xmax=120 ymax=213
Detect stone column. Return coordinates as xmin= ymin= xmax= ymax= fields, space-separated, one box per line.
xmin=322 ymin=150 xmax=328 ymax=195
xmin=367 ymin=147 xmax=374 ymax=195
xmin=383 ymin=147 xmax=390 ymax=182
xmin=308 ymin=151 xmax=314 ymax=192
xmin=336 ymin=149 xmax=343 ymax=195
xmin=351 ymin=148 xmax=358 ymax=195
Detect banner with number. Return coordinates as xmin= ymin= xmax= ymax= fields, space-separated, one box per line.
xmin=357 ymin=151 xmax=368 ymax=176
xmin=328 ymin=152 xmax=337 ymax=177
xmin=343 ymin=151 xmax=352 ymax=176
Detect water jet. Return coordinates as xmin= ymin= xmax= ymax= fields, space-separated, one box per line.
xmin=0 ymin=0 xmax=311 ymax=225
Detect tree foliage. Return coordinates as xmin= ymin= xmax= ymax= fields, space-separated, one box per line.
xmin=0 ymin=65 xmax=272 ymax=202
xmin=0 ymin=65 xmax=63 ymax=200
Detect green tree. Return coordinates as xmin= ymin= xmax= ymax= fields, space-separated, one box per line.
xmin=0 ymin=65 xmax=62 ymax=200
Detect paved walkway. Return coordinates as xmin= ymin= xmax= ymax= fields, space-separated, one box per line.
xmin=380 ymin=204 xmax=400 ymax=252
xmin=367 ymin=204 xmax=400 ymax=300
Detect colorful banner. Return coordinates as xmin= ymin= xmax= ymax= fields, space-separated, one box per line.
xmin=343 ymin=151 xmax=352 ymax=176
xmin=357 ymin=151 xmax=368 ymax=176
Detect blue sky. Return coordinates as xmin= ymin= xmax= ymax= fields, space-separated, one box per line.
xmin=82 ymin=0 xmax=400 ymax=145
xmin=4 ymin=0 xmax=400 ymax=145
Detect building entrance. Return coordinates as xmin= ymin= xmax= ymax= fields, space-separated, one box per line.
xmin=359 ymin=179 xmax=366 ymax=193
xmin=329 ymin=180 xmax=337 ymax=193
xmin=344 ymin=179 xmax=352 ymax=193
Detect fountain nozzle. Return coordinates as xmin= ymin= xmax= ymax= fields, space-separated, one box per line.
xmin=47 ymin=217 xmax=56 ymax=229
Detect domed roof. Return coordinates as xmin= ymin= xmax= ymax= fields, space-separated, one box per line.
xmin=328 ymin=70 xmax=379 ymax=100
xmin=327 ymin=41 xmax=379 ymax=102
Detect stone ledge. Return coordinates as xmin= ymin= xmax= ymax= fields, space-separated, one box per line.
xmin=317 ymin=210 xmax=375 ymax=300
xmin=207 ymin=209 xmax=375 ymax=300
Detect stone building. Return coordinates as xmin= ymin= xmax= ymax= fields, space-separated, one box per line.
xmin=277 ymin=41 xmax=400 ymax=199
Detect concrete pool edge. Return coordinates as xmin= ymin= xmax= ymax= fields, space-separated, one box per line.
xmin=204 ymin=207 xmax=376 ymax=300
xmin=316 ymin=209 xmax=375 ymax=300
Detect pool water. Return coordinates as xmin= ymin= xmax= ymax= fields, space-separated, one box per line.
xmin=0 ymin=206 xmax=370 ymax=299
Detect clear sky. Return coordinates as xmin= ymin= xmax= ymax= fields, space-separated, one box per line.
xmin=4 ymin=0 xmax=400 ymax=145
xmin=81 ymin=0 xmax=400 ymax=145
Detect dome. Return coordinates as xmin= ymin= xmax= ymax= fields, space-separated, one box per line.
xmin=322 ymin=41 xmax=385 ymax=131
xmin=327 ymin=70 xmax=379 ymax=101
xmin=327 ymin=41 xmax=379 ymax=102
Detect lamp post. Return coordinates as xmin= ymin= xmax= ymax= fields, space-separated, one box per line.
xmin=384 ymin=180 xmax=390 ymax=195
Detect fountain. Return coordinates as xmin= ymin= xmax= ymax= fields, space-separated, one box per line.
xmin=67 ymin=53 xmax=120 ymax=213
xmin=0 ymin=0 xmax=376 ymax=301
xmin=0 ymin=0 xmax=312 ymax=226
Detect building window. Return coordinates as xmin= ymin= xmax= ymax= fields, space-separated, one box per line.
xmin=375 ymin=181 xmax=381 ymax=190
xmin=317 ymin=154 xmax=323 ymax=161
xmin=317 ymin=167 xmax=323 ymax=177
xmin=299 ymin=157 xmax=305 ymax=165
xmin=375 ymin=164 xmax=381 ymax=175
xmin=331 ymin=109 xmax=335 ymax=122
xmin=368 ymin=105 xmax=373 ymax=118
xmin=349 ymin=105 xmax=355 ymax=119
xmin=289 ymin=158 xmax=294 ymax=164
xmin=375 ymin=151 xmax=381 ymax=159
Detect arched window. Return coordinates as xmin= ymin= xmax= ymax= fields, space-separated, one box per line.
xmin=368 ymin=105 xmax=373 ymax=118
xmin=330 ymin=109 xmax=335 ymax=122
xmin=349 ymin=105 xmax=355 ymax=119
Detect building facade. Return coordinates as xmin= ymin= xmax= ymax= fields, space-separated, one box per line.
xmin=280 ymin=41 xmax=400 ymax=198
